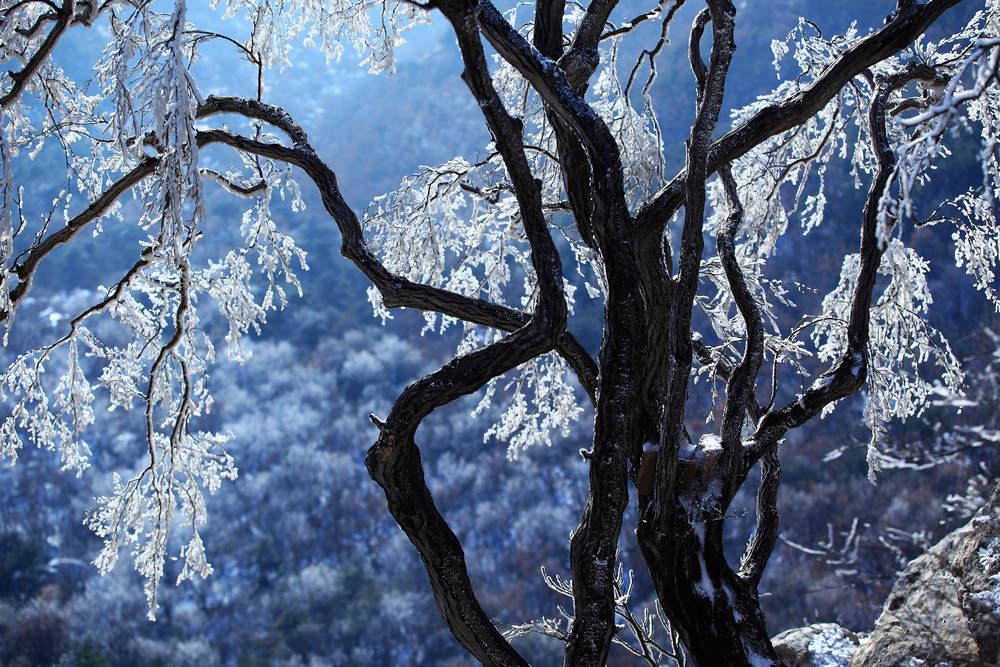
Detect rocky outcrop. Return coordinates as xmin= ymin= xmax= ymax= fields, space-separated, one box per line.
xmin=849 ymin=483 xmax=1000 ymax=666
xmin=772 ymin=622 xmax=862 ymax=666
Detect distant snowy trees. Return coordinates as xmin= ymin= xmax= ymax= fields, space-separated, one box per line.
xmin=0 ymin=0 xmax=998 ymax=664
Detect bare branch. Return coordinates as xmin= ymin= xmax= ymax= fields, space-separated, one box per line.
xmin=738 ymin=444 xmax=780 ymax=587
xmin=655 ymin=0 xmax=736 ymax=506
xmin=716 ymin=164 xmax=764 ymax=492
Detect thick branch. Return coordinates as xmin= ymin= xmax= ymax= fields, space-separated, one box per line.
xmin=367 ymin=324 xmax=556 ymax=667
xmin=738 ymin=444 xmax=780 ymax=587
xmin=558 ymin=0 xmax=618 ymax=90
xmin=363 ymin=12 xmax=576 ymax=650
xmin=654 ymin=0 xmax=736 ymax=506
xmin=472 ymin=0 xmax=630 ymax=248
xmin=533 ymin=0 xmax=566 ymax=60
xmin=744 ymin=62 xmax=940 ymax=467
xmin=634 ymin=0 xmax=963 ymax=235
xmin=536 ymin=0 xmax=624 ymax=249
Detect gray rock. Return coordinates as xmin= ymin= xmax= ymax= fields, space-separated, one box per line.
xmin=849 ymin=483 xmax=1000 ymax=666
xmin=772 ymin=622 xmax=862 ymax=666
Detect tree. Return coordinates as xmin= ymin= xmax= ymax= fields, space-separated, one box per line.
xmin=0 ymin=0 xmax=997 ymax=664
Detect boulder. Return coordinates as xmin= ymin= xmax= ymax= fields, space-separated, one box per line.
xmin=849 ymin=483 xmax=1000 ymax=666
xmin=772 ymin=622 xmax=862 ymax=666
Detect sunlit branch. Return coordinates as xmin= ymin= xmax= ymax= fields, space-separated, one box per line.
xmin=745 ymin=62 xmax=941 ymax=468
xmin=2 ymin=157 xmax=159 ymax=322
xmin=622 ymin=0 xmax=686 ymax=100
xmin=1 ymin=0 xmax=74 ymax=108
xmin=634 ymin=0 xmax=963 ymax=236
xmin=603 ymin=0 xmax=685 ymax=41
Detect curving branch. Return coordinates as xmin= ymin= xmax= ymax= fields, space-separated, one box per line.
xmin=472 ymin=0 xmax=631 ymax=252
xmin=193 ymin=106 xmax=600 ymax=399
xmin=623 ymin=0 xmax=688 ymax=102
xmin=0 ymin=0 xmax=104 ymax=108
xmin=715 ymin=164 xmax=764 ymax=494
xmin=744 ymin=62 xmax=943 ymax=467
xmin=362 ymin=3 xmax=579 ymax=659
xmin=633 ymin=0 xmax=964 ymax=237
xmin=654 ymin=0 xmax=736 ymax=506
xmin=738 ymin=444 xmax=780 ymax=587
xmin=2 ymin=157 xmax=158 ymax=322
xmin=365 ymin=324 xmax=549 ymax=667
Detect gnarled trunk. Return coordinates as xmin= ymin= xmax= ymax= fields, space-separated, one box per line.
xmin=637 ymin=507 xmax=782 ymax=666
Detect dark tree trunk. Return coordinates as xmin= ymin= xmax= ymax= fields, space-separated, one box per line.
xmin=637 ymin=508 xmax=782 ymax=666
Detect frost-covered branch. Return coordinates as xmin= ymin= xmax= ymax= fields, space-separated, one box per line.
xmin=0 ymin=0 xmax=996 ymax=662
xmin=192 ymin=112 xmax=600 ymax=398
xmin=505 ymin=562 xmax=687 ymax=666
xmin=746 ymin=63 xmax=952 ymax=478
xmin=0 ymin=0 xmax=88 ymax=109
xmin=2 ymin=158 xmax=158 ymax=324
xmin=635 ymin=0 xmax=963 ymax=236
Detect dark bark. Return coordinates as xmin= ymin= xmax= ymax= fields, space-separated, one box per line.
xmin=197 ymin=13 xmax=960 ymax=664
xmin=634 ymin=4 xmax=785 ymax=664
xmin=633 ymin=0 xmax=963 ymax=242
xmin=565 ymin=237 xmax=645 ymax=666
xmin=639 ymin=506 xmax=780 ymax=665
xmin=1 ymin=0 xmax=75 ymax=109
xmin=2 ymin=158 xmax=158 ymax=322
xmin=10 ymin=1 xmax=965 ymax=664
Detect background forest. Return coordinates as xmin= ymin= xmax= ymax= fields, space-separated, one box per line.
xmin=0 ymin=1 xmax=997 ymax=665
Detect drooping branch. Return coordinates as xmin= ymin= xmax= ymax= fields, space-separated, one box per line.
xmin=194 ymin=101 xmax=599 ymax=398
xmin=1 ymin=0 xmax=73 ymax=108
xmin=4 ymin=97 xmax=598 ymax=401
xmin=744 ymin=62 xmax=942 ymax=467
xmin=623 ymin=0 xmax=688 ymax=101
xmin=2 ymin=157 xmax=158 ymax=322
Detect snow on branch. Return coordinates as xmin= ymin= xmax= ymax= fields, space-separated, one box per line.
xmin=210 ymin=0 xmax=429 ymax=74
xmin=504 ymin=561 xmax=687 ymax=666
